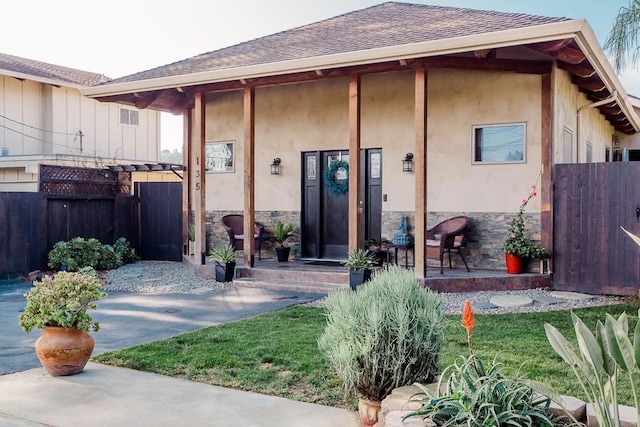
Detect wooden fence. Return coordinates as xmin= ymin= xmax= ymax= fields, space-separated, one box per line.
xmin=553 ymin=162 xmax=640 ymax=295
xmin=0 ymin=192 xmax=137 ymax=279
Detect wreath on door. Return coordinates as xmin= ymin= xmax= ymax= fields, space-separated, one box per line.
xmin=323 ymin=160 xmax=349 ymax=196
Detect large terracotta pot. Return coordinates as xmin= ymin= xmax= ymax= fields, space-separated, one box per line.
xmin=505 ymin=253 xmax=523 ymax=274
xmin=358 ymin=398 xmax=381 ymax=427
xmin=35 ymin=326 xmax=95 ymax=376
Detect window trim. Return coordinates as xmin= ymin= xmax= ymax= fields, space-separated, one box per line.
xmin=119 ymin=107 xmax=140 ymax=127
xmin=205 ymin=141 xmax=235 ymax=173
xmin=471 ymin=122 xmax=527 ymax=165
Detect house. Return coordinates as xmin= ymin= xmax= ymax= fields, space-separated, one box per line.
xmin=82 ymin=2 xmax=639 ymax=277
xmin=0 ymin=52 xmax=162 ymax=191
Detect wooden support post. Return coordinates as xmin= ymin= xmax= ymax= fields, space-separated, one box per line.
xmin=182 ymin=110 xmax=191 ymax=256
xmin=541 ymin=73 xmax=553 ymax=271
xmin=414 ymin=69 xmax=427 ymax=278
xmin=348 ymin=74 xmax=362 ymax=252
xmin=193 ymin=92 xmax=206 ymax=265
xmin=243 ymin=87 xmax=256 ymax=267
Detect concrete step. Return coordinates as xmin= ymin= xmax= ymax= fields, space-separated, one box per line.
xmin=232 ymin=277 xmax=346 ymax=295
xmin=237 ymin=266 xmax=349 ymax=285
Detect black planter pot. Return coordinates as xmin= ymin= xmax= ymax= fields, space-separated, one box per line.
xmin=215 ymin=261 xmax=236 ymax=282
xmin=275 ymin=246 xmax=290 ymax=262
xmin=349 ymin=269 xmax=372 ymax=291
xmin=369 ymin=250 xmax=384 ymax=267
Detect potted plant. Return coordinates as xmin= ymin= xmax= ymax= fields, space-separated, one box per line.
xmin=365 ymin=237 xmax=390 ymax=266
xmin=18 ymin=268 xmax=107 ymax=376
xmin=271 ymin=221 xmax=295 ymax=262
xmin=504 ymin=184 xmax=549 ymax=273
xmin=209 ymin=244 xmax=236 ymax=282
xmin=344 ymin=248 xmax=377 ymax=290
xmin=318 ymin=266 xmax=445 ymax=427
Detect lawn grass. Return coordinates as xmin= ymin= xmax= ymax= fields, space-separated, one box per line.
xmin=94 ymin=303 xmax=639 ymax=409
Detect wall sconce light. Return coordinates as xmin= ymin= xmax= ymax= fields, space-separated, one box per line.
xmin=270 ymin=158 xmax=281 ymax=175
xmin=402 ymin=153 xmax=414 ymax=172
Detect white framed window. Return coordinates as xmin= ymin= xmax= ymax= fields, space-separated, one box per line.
xmin=120 ymin=108 xmax=139 ymax=126
xmin=472 ymin=123 xmax=526 ymax=164
xmin=586 ymin=141 xmax=593 ymax=163
xmin=205 ymin=141 xmax=234 ymax=173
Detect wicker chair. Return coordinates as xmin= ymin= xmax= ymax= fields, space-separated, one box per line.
xmin=425 ymin=216 xmax=470 ymax=274
xmin=221 ymin=214 xmax=264 ymax=260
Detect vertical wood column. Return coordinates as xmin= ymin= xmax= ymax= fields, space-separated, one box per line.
xmin=182 ymin=110 xmax=191 ymax=256
xmin=541 ymin=73 xmax=553 ymax=270
xmin=193 ymin=92 xmax=206 ymax=264
xmin=348 ymin=74 xmax=362 ymax=251
xmin=243 ymin=87 xmax=256 ymax=267
xmin=414 ymin=69 xmax=427 ymax=278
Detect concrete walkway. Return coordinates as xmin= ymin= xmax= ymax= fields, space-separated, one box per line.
xmin=0 ymin=282 xmax=359 ymax=426
xmin=0 ymin=363 xmax=359 ymax=426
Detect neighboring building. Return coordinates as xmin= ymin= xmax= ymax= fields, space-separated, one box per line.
xmin=0 ymin=53 xmax=161 ymax=191
xmin=83 ymin=2 xmax=639 ymax=274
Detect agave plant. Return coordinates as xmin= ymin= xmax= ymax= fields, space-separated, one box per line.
xmin=544 ymin=310 xmax=640 ymax=427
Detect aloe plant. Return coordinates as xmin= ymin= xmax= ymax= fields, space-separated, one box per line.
xmin=209 ymin=244 xmax=236 ymax=264
xmin=544 ymin=310 xmax=640 ymax=427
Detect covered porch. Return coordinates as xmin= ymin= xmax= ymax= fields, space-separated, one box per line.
xmin=184 ymin=256 xmax=551 ymax=295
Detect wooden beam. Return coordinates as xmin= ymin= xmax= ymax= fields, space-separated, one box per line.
xmin=572 ymin=75 xmax=607 ymax=92
xmin=557 ymin=60 xmax=596 ymax=78
xmin=193 ymin=92 xmax=206 ymax=264
xmin=134 ymin=90 xmax=163 ymax=109
xmin=473 ymin=49 xmax=496 ymax=59
xmin=182 ymin=109 xmax=191 ymax=256
xmin=527 ymin=40 xmax=586 ymax=65
xmin=348 ymin=74 xmax=362 ymax=252
xmin=540 ymin=73 xmax=553 ymax=271
xmin=414 ymin=68 xmax=427 ymax=278
xmin=243 ymin=87 xmax=256 ymax=267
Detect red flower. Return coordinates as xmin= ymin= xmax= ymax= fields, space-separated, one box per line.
xmin=462 ymin=300 xmax=475 ymax=353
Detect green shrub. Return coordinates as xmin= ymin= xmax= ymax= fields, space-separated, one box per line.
xmin=19 ymin=269 xmax=107 ymax=333
xmin=317 ymin=265 xmax=444 ymax=402
xmin=47 ymin=237 xmax=137 ymax=272
xmin=405 ymin=354 xmax=564 ymax=426
xmin=113 ymin=237 xmax=138 ymax=264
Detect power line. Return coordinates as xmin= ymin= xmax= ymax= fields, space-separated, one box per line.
xmin=0 ymin=113 xmax=79 ymax=137
xmin=0 ymin=123 xmax=82 ymax=152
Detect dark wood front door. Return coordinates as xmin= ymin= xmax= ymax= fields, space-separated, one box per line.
xmin=301 ymin=149 xmax=382 ymax=259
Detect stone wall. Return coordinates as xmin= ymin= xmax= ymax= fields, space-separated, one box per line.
xmin=203 ymin=209 xmax=542 ymax=270
xmin=382 ymin=211 xmax=542 ymax=271
xmin=205 ymin=210 xmax=301 ymax=260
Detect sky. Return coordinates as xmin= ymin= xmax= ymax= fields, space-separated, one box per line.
xmin=1 ymin=0 xmax=637 ymax=152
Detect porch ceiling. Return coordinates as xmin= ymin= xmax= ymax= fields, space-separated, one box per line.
xmin=94 ymin=41 xmax=635 ymax=134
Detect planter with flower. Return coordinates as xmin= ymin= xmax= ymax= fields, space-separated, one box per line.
xmin=18 ymin=268 xmax=107 ymax=376
xmin=503 ymin=184 xmax=549 ymax=274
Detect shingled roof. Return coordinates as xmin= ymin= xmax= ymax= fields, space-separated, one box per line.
xmin=107 ymin=2 xmax=570 ymax=84
xmin=0 ymin=52 xmax=110 ymax=87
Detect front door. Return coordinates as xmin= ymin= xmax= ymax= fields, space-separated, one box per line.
xmin=301 ymin=149 xmax=382 ymax=259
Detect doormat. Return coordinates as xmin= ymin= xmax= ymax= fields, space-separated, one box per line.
xmin=304 ymin=260 xmax=344 ymax=267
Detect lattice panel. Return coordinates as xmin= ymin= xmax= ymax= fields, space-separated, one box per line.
xmin=39 ymin=164 xmax=129 ymax=195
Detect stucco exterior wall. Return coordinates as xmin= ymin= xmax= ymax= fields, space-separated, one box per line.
xmin=553 ymin=69 xmax=614 ymax=164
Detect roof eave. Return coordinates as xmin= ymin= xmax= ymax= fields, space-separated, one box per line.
xmin=571 ymin=22 xmax=640 ymax=132
xmin=0 ymin=68 xmax=87 ymax=89
xmin=82 ymin=20 xmax=587 ymax=98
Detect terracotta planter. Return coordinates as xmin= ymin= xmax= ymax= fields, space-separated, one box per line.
xmin=35 ymin=326 xmax=95 ymax=376
xmin=358 ymin=398 xmax=381 ymax=427
xmin=505 ymin=253 xmax=523 ymax=274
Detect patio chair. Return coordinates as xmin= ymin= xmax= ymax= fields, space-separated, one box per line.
xmin=425 ymin=216 xmax=470 ymax=274
xmin=221 ymin=214 xmax=264 ymax=260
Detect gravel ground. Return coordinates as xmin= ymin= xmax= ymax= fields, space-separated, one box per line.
xmin=104 ymin=260 xmax=229 ymax=294
xmin=104 ymin=261 xmax=624 ymax=314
